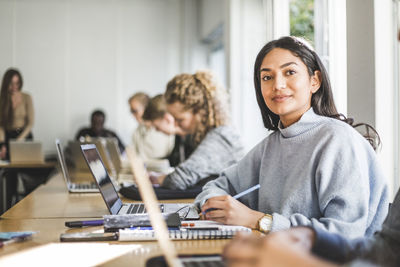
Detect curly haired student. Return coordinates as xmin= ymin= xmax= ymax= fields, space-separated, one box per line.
xmin=151 ymin=71 xmax=245 ymax=190
xmin=195 ymin=36 xmax=388 ymax=239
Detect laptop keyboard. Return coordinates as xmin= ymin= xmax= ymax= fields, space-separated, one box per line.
xmin=74 ymin=183 xmax=97 ymax=189
xmin=126 ymin=204 xmax=165 ymax=214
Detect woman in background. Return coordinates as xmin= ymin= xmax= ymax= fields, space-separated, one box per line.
xmin=0 ymin=68 xmax=34 ymax=208
xmin=128 ymin=92 xmax=175 ymax=170
xmin=0 ymin=68 xmax=34 ymax=160
xmin=142 ymin=94 xmax=195 ymax=167
xmin=151 ymin=71 xmax=245 ymax=190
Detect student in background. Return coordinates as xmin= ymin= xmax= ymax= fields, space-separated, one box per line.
xmin=75 ymin=109 xmax=125 ymax=152
xmin=142 ymin=94 xmax=195 ymax=167
xmin=0 ymin=68 xmax=34 ymax=160
xmin=195 ymin=36 xmax=388 ymax=239
xmin=0 ymin=68 xmax=34 ymax=208
xmin=150 ymin=71 xmax=245 ymax=190
xmin=128 ymin=92 xmax=174 ymax=164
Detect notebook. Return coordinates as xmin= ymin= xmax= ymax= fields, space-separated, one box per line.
xmin=55 ymin=139 xmax=98 ymax=193
xmin=80 ymin=144 xmax=199 ymax=220
xmin=119 ymin=221 xmax=251 ymax=241
xmin=9 ymin=141 xmax=44 ymax=163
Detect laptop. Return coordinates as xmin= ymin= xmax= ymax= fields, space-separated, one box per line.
xmin=9 ymin=141 xmax=44 ymax=163
xmin=55 ymin=139 xmax=98 ymax=193
xmin=68 ymin=140 xmax=114 ymax=174
xmin=80 ymin=144 xmax=199 ymax=220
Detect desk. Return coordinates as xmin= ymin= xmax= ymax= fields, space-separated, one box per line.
xmin=1 ymin=173 xmax=194 ymax=220
xmin=0 ymin=172 xmax=230 ymax=266
xmin=0 ymin=161 xmax=57 ymax=214
xmin=0 ymin=218 xmax=230 ymax=266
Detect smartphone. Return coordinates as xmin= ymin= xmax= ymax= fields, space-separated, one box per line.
xmin=60 ymin=232 xmax=118 ymax=242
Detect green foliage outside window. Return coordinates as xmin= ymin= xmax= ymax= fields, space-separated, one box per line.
xmin=290 ymin=0 xmax=314 ymax=44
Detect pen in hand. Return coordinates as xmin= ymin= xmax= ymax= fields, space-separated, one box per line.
xmin=202 ymin=184 xmax=261 ymax=215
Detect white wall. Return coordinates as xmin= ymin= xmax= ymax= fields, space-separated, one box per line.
xmin=0 ymin=0 xmax=200 ymax=154
xmin=346 ymin=0 xmax=396 ymax=197
xmin=226 ymin=0 xmax=269 ymax=151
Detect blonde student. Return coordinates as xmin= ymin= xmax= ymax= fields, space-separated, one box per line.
xmin=128 ymin=92 xmax=174 ymax=163
xmin=151 ymin=71 xmax=245 ymax=190
xmin=195 ymin=36 xmax=388 ymax=238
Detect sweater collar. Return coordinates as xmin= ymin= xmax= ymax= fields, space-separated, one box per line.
xmin=278 ymin=108 xmax=324 ymax=138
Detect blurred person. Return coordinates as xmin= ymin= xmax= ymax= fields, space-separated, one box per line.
xmin=150 ymin=71 xmax=245 ymax=190
xmin=75 ymin=109 xmax=125 ymax=152
xmin=142 ymin=94 xmax=195 ymax=167
xmin=128 ymin=92 xmax=174 ymax=163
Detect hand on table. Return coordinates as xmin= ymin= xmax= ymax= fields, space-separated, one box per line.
xmin=201 ymin=195 xmax=264 ymax=228
xmin=148 ymin=171 xmax=166 ymax=185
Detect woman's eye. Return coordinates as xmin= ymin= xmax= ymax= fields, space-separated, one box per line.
xmin=286 ymin=70 xmax=296 ymax=75
xmin=262 ymin=75 xmax=272 ymax=81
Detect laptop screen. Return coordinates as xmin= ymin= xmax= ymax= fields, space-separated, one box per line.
xmin=81 ymin=144 xmax=122 ymax=214
xmin=55 ymin=139 xmax=70 ymax=183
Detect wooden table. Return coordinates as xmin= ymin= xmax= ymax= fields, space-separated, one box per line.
xmin=0 ymin=161 xmax=57 ymax=214
xmin=0 ymin=173 xmax=230 ymax=266
xmin=0 ymin=218 xmax=229 ymax=266
xmin=1 ymin=173 xmax=194 ymax=220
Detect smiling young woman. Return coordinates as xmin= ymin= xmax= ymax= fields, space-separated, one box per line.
xmin=195 ymin=36 xmax=388 ymax=240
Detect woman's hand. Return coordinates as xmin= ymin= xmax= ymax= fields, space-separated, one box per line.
xmin=148 ymin=171 xmax=166 ymax=185
xmin=201 ymin=195 xmax=264 ymax=228
xmin=223 ymin=228 xmax=336 ymax=267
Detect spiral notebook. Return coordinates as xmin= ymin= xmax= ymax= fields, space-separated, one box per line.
xmin=118 ymin=221 xmax=251 ymax=241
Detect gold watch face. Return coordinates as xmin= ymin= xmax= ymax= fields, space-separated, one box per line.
xmin=259 ymin=217 xmax=271 ymax=232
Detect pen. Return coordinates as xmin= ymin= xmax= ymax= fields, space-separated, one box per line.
xmin=65 ymin=219 xmax=104 ymax=228
xmin=202 ymin=184 xmax=261 ymax=215
xmin=0 ymin=234 xmax=32 ymax=248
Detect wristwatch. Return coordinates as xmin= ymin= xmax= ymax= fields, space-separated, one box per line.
xmin=257 ymin=214 xmax=273 ymax=233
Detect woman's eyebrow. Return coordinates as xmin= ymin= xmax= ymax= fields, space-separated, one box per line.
xmin=260 ymin=62 xmax=298 ymax=72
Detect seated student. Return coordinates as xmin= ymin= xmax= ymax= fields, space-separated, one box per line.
xmin=75 ymin=109 xmax=125 ymax=152
xmin=223 ymin=187 xmax=400 ymax=267
xmin=151 ymin=71 xmax=245 ymax=190
xmin=142 ymin=94 xmax=195 ymax=167
xmin=128 ymin=92 xmax=175 ymax=163
xmin=195 ymin=36 xmax=388 ymax=239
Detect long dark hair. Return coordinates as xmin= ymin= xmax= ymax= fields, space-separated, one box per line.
xmin=254 ymin=36 xmax=380 ymax=150
xmin=0 ymin=68 xmax=24 ymax=128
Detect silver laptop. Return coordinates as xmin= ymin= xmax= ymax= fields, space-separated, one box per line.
xmin=55 ymin=139 xmax=98 ymax=193
xmin=80 ymin=144 xmax=199 ymax=220
xmin=9 ymin=141 xmax=44 ymax=163
xmin=68 ymin=140 xmax=114 ymax=174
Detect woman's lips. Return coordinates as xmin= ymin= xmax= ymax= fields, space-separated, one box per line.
xmin=272 ymin=95 xmax=291 ymax=102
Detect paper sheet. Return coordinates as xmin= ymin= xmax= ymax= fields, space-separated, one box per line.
xmin=0 ymin=243 xmax=140 ymax=267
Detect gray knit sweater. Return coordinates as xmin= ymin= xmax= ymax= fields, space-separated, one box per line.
xmin=161 ymin=126 xmax=245 ymax=190
xmin=195 ymin=108 xmax=388 ymax=238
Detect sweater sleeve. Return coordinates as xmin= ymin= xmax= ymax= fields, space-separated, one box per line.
xmin=271 ymin=131 xmax=388 ymax=238
xmin=17 ymin=93 xmax=34 ymax=141
xmin=162 ymin=127 xmax=243 ymax=190
xmin=193 ymin=139 xmax=265 ymax=210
